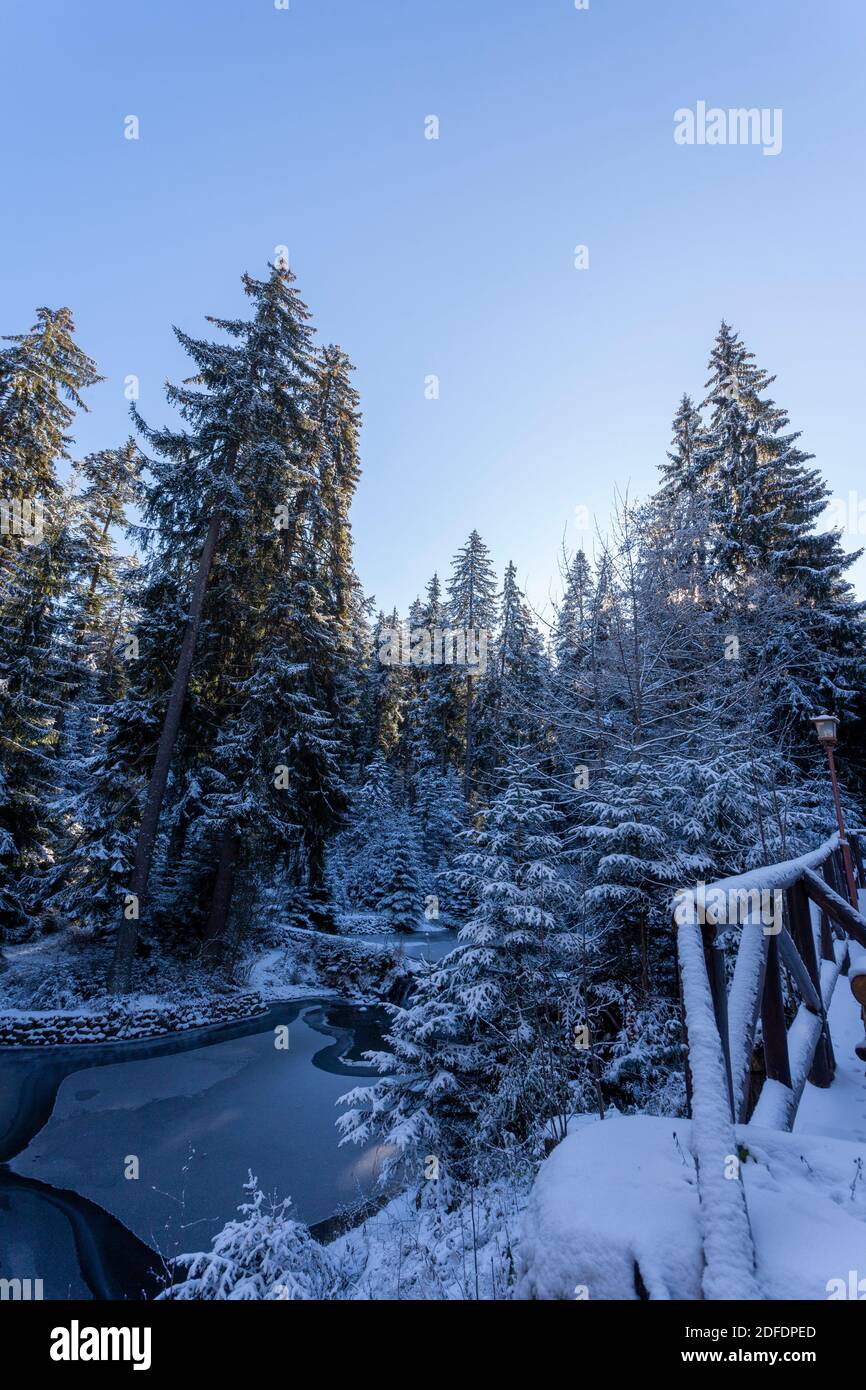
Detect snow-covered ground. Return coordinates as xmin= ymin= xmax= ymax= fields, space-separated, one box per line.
xmin=515 ymin=1111 xmax=866 ymax=1300
xmin=312 ymin=1169 xmax=531 ymax=1300
xmin=796 ymin=966 xmax=866 ymax=1144
xmin=516 ymin=967 xmax=866 ymax=1301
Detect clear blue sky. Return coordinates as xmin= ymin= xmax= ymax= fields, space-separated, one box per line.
xmin=2 ymin=0 xmax=864 ymax=615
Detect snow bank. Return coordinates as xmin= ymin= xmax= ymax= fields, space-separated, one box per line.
xmin=515 ymin=1116 xmax=703 ymax=1300
xmin=516 ymin=1114 xmax=866 ymax=1300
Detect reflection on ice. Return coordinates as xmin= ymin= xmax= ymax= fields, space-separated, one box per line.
xmin=4 ymin=998 xmax=397 ymax=1299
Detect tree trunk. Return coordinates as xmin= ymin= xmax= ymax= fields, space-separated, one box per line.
xmin=202 ymin=826 xmax=240 ymax=966
xmin=463 ymin=678 xmax=473 ymax=799
xmin=306 ymin=836 xmax=335 ymax=932
xmin=108 ymin=509 xmax=224 ymax=992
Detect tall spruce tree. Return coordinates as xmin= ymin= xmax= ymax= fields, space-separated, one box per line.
xmin=474 ymin=561 xmax=549 ymax=793
xmin=0 ymin=306 xmax=101 ymax=502
xmin=447 ymin=530 xmax=497 ymax=799
xmin=681 ymin=324 xmax=866 ymax=742
xmin=0 ymin=307 xmax=101 ymax=937
xmin=108 ymin=265 xmax=318 ymax=989
xmin=39 ymin=442 xmax=144 ymax=927
xmin=405 ymin=574 xmax=462 ymax=777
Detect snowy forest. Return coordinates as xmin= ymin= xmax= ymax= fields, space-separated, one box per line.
xmin=2 ymin=264 xmax=866 ymax=1301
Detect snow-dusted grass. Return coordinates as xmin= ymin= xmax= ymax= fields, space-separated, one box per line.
xmin=329 ymin=1171 xmax=531 ymax=1300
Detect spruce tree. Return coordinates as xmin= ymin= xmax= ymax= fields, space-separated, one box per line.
xmin=339 ymin=771 xmax=577 ymax=1178
xmin=474 ymin=561 xmax=549 ymax=792
xmin=376 ymin=814 xmax=423 ymax=932
xmin=108 ymin=265 xmax=318 ymax=988
xmin=0 ymin=306 xmax=101 ymax=502
xmin=404 ymin=573 xmax=462 ymax=777
xmin=39 ymin=443 xmax=144 ymax=929
xmin=447 ymin=530 xmax=497 ymax=798
xmin=0 ymin=307 xmax=101 ymax=936
xmin=686 ymin=324 xmax=866 ymax=739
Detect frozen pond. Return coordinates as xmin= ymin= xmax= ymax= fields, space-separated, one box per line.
xmin=0 ymin=998 xmax=394 ymax=1300
xmin=356 ymin=926 xmax=458 ymax=964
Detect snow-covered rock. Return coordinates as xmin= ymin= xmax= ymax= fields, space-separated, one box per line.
xmin=0 ymin=992 xmax=265 ymax=1048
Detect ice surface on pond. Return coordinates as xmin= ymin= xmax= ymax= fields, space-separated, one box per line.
xmin=9 ymin=1000 xmax=393 ymax=1280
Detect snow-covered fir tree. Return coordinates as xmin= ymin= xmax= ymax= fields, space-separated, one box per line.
xmin=106 ymin=264 xmax=324 ymax=984
xmin=0 ymin=307 xmax=101 ymax=936
xmin=339 ymin=769 xmax=578 ymax=1179
xmin=447 ymin=530 xmax=498 ymax=800
xmin=669 ymin=323 xmax=866 ymax=751
xmin=474 ymin=561 xmax=550 ymax=794
xmin=375 ymin=814 xmax=424 ymax=932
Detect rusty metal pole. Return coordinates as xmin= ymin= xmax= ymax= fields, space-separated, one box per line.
xmin=825 ymin=744 xmax=859 ymax=910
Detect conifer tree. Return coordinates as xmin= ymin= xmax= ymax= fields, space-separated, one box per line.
xmin=447 ymin=530 xmax=497 ymax=799
xmin=680 ymin=324 xmax=866 ymax=740
xmin=376 ymin=814 xmax=423 ymax=932
xmin=413 ymin=765 xmax=466 ymax=872
xmin=108 ymin=265 xmax=318 ymax=988
xmin=38 ymin=442 xmax=144 ymax=928
xmin=404 ymin=574 xmax=462 ymax=777
xmin=340 ymin=771 xmax=577 ymax=1177
xmin=0 ymin=306 xmax=101 ymax=502
xmin=331 ymin=753 xmax=399 ymax=910
xmin=657 ymin=393 xmax=705 ymax=502
xmin=475 ymin=561 xmax=549 ymax=791
xmin=161 ymin=1176 xmax=337 ymax=1301
xmin=0 ymin=487 xmax=82 ymax=933
xmin=193 ymin=339 xmax=363 ymax=950
xmin=0 ymin=307 xmax=101 ymax=936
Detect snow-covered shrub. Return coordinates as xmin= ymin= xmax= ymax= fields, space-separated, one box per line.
xmin=601 ymin=993 xmax=686 ymax=1116
xmin=160 ymin=1175 xmax=337 ymax=1300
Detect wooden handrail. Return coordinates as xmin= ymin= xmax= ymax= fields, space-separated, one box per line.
xmin=802 ymin=868 xmax=866 ymax=948
xmin=673 ymin=832 xmax=866 ymax=1299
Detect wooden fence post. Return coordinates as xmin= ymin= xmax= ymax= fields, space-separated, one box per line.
xmin=786 ymin=880 xmax=835 ymax=1087
xmin=702 ymin=924 xmax=735 ymax=1120
xmin=760 ymin=934 xmax=792 ymax=1090
xmin=850 ymin=832 xmax=865 ymax=889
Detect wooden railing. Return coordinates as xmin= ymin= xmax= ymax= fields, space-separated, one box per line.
xmin=673 ymin=831 xmax=866 ymax=1300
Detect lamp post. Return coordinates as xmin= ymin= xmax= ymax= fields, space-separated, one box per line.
xmin=812 ymin=714 xmax=859 ymax=909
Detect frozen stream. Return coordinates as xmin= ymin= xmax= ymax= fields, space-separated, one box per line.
xmin=0 ymin=997 xmax=396 ymax=1300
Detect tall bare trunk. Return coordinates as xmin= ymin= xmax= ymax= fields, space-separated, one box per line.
xmin=108 ymin=509 xmax=224 ymax=992
xmin=202 ymin=826 xmax=240 ymax=966
xmin=463 ymin=678 xmax=473 ymax=800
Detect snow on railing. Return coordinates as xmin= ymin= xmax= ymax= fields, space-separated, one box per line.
xmin=672 ymin=830 xmax=866 ymax=1299
xmin=675 ymin=910 xmax=762 ymax=1299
